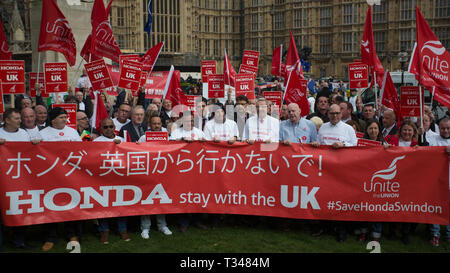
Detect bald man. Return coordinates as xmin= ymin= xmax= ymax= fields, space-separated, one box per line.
xmin=317 ymin=104 xmax=357 ymax=149
xmin=34 ymin=105 xmax=48 ymax=128
xmin=381 ymin=109 xmax=397 ymax=139
xmin=280 ymin=103 xmax=318 ymax=145
xmin=21 ymin=107 xmax=43 ymax=141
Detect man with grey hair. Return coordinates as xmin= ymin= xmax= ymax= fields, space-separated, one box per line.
xmin=119 ymin=105 xmax=146 ymax=142
xmin=316 ymin=104 xmax=357 ymax=149
xmin=243 ymin=97 xmax=279 ymax=144
xmin=280 ymin=103 xmax=318 ymax=145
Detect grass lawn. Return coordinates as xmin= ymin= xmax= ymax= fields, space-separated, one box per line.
xmin=2 ymin=215 xmax=450 ymax=254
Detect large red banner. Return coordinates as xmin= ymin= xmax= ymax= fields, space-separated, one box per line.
xmin=0 ymin=60 xmax=25 ymax=94
xmin=0 ymin=142 xmax=448 ymax=227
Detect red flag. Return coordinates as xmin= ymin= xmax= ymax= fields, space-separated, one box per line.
xmin=80 ymin=34 xmax=102 ymax=63
xmin=38 ymin=0 xmax=77 ymax=66
xmin=90 ymin=0 xmax=121 ymax=63
xmin=91 ymin=91 xmax=110 ymax=134
xmin=380 ymin=71 xmax=402 ymax=121
xmin=361 ymin=6 xmax=384 ymax=88
xmin=163 ymin=65 xmax=188 ymax=108
xmin=409 ymin=6 xmax=450 ymax=98
xmin=0 ymin=20 xmax=12 ymax=60
xmin=284 ymin=32 xmax=304 ymax=86
xmin=271 ymin=44 xmax=283 ymax=77
xmin=283 ymin=64 xmax=310 ymax=117
xmin=224 ymin=49 xmax=236 ymax=87
xmin=140 ymin=41 xmax=164 ymax=72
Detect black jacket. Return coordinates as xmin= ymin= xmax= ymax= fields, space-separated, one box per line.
xmin=119 ymin=122 xmax=146 ymax=142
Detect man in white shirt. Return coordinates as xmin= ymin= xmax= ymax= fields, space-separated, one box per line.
xmin=0 ymin=108 xmax=35 ymax=143
xmin=39 ymin=107 xmax=82 ymax=142
xmin=93 ymin=118 xmax=123 ymax=143
xmin=243 ymin=97 xmax=280 ymax=144
xmin=113 ymin=103 xmax=131 ymax=134
xmin=138 ymin=115 xmax=168 ymax=143
xmin=170 ymin=111 xmax=205 ymax=141
xmin=0 ymin=108 xmax=39 ymax=250
xmin=21 ymin=107 xmax=43 ymax=141
xmin=316 ymin=104 xmax=357 ymax=148
xmin=204 ymin=105 xmax=238 ymax=144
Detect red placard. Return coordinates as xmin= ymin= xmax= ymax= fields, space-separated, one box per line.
xmin=356 ymin=132 xmax=364 ymax=139
xmin=208 ymin=74 xmax=225 ymax=98
xmin=400 ymin=86 xmax=423 ymax=117
xmin=235 ymin=74 xmax=255 ymax=100
xmin=144 ymin=70 xmax=170 ymax=99
xmin=145 ymin=131 xmax=169 ymax=142
xmin=239 ymin=64 xmax=258 ymax=77
xmin=242 ymin=50 xmax=260 ymax=69
xmin=118 ymin=60 xmax=143 ymax=91
xmin=0 ymin=60 xmax=25 ymax=94
xmin=84 ymin=59 xmax=114 ymax=92
xmin=263 ymin=91 xmax=283 ymax=112
xmin=44 ymin=62 xmax=68 ymax=93
xmin=120 ymin=54 xmax=140 ymax=66
xmin=357 ymin=138 xmax=382 ymax=147
xmin=52 ymin=103 xmax=77 ymax=130
xmin=201 ymin=61 xmax=216 ymax=83
xmin=29 ymin=72 xmax=46 ymax=97
xmin=139 ymin=72 xmax=148 ymax=89
xmin=186 ymin=95 xmax=201 ymax=112
xmin=349 ymin=62 xmax=369 ymax=89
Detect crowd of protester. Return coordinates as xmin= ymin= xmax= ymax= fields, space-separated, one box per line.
xmin=0 ymin=74 xmax=449 ymax=252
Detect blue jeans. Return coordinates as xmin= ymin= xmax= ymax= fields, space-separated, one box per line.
xmin=430 ymin=224 xmax=450 ymax=238
xmin=140 ymin=215 xmax=168 ymax=231
xmin=98 ymin=218 xmax=127 ymax=233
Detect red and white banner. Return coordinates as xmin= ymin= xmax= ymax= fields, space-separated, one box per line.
xmin=52 ymin=103 xmax=77 ymax=130
xmin=29 ymin=72 xmax=46 ymax=97
xmin=0 ymin=142 xmax=448 ymax=227
xmin=235 ymin=74 xmax=255 ymax=100
xmin=242 ymin=50 xmax=260 ymax=70
xmin=201 ymin=61 xmax=217 ymax=83
xmin=84 ymin=59 xmax=114 ymax=92
xmin=144 ymin=70 xmax=170 ymax=99
xmin=208 ymin=74 xmax=225 ymax=98
xmin=349 ymin=62 xmax=369 ymax=89
xmin=145 ymin=131 xmax=169 ymax=142
xmin=118 ymin=60 xmax=143 ymax=91
xmin=0 ymin=60 xmax=25 ymax=94
xmin=44 ymin=62 xmax=68 ymax=93
xmin=400 ymin=86 xmax=423 ymax=117
xmin=186 ymin=95 xmax=201 ymax=112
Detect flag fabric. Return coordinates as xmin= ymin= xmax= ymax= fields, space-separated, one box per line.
xmin=163 ymin=65 xmax=188 ymax=108
xmin=38 ymin=0 xmax=77 ymax=66
xmin=283 ymin=64 xmax=310 ymax=117
xmin=90 ymin=0 xmax=121 ymax=63
xmin=0 ymin=20 xmax=12 ymax=60
xmin=224 ymin=49 xmax=236 ymax=87
xmin=408 ymin=6 xmax=450 ymax=107
xmin=91 ymin=91 xmax=109 ymax=134
xmin=380 ymin=71 xmax=402 ymax=121
xmin=106 ymin=0 xmax=114 ymax=15
xmin=140 ymin=41 xmax=164 ymax=72
xmin=271 ymin=45 xmax=283 ymax=77
xmin=144 ymin=0 xmax=154 ymax=35
xmin=361 ymin=6 xmax=385 ymax=88
xmin=80 ymin=34 xmax=102 ymax=63
xmin=283 ymin=32 xmax=304 ymax=86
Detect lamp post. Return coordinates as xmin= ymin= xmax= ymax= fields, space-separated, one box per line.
xmin=397 ymin=47 xmax=409 ymax=86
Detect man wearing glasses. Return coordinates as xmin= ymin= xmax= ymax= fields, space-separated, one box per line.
xmin=316 ymin=103 xmax=357 ymax=148
xmin=113 ymin=103 xmax=131 ymax=134
xmin=76 ymin=111 xmax=98 ymax=141
xmin=94 ymin=118 xmax=124 ymax=143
